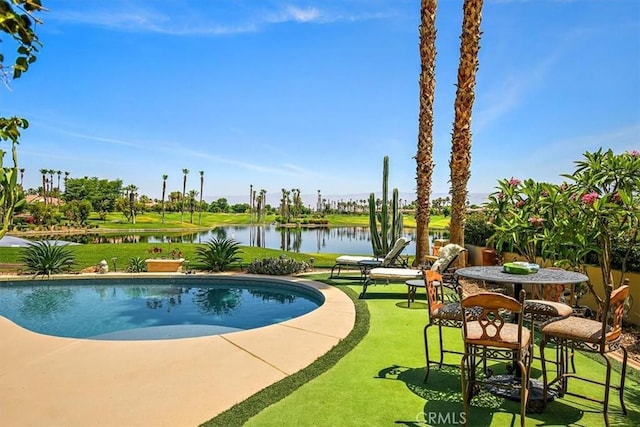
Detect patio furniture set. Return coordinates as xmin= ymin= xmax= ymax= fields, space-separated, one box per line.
xmin=330 ymin=240 xmax=631 ymax=427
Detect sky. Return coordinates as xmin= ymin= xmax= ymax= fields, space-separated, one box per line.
xmin=2 ymin=0 xmax=639 ymax=206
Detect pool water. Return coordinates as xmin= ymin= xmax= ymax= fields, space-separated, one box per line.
xmin=0 ymin=277 xmax=323 ymax=340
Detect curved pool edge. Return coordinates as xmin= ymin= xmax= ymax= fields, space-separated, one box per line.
xmin=0 ymin=273 xmax=356 ymax=427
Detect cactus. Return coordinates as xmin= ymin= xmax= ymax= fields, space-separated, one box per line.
xmin=369 ymin=156 xmax=403 ymax=256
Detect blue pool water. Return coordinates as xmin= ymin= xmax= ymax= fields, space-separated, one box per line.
xmin=0 ymin=277 xmax=323 ymax=340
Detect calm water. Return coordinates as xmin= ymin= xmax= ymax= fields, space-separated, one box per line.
xmin=0 ymin=277 xmax=323 ymax=340
xmin=43 ymin=226 xmax=448 ymax=255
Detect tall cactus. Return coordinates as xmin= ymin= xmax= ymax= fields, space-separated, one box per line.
xmin=369 ymin=156 xmax=403 ymax=256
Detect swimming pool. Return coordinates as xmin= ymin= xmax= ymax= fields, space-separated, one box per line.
xmin=0 ymin=276 xmax=324 ymax=340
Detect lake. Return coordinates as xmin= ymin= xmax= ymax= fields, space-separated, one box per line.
xmin=42 ymin=226 xmax=449 ymax=255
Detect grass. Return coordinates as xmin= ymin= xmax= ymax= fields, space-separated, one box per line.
xmin=203 ymin=275 xmax=640 ymax=427
xmin=80 ymin=212 xmax=450 ymax=230
xmin=0 ymin=243 xmax=340 ymax=272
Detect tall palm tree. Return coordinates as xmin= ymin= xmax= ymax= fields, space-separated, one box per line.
xmin=161 ymin=174 xmax=168 ymax=224
xmin=126 ymin=184 xmax=138 ymax=224
xmin=19 ymin=168 xmax=24 ymax=187
xmin=64 ymin=171 xmax=70 ymax=194
xmin=249 ymin=184 xmax=254 ymax=224
xmin=181 ymin=168 xmax=189 ymax=223
xmin=56 ymin=170 xmax=62 ymax=194
xmin=198 ymin=171 xmax=204 ymax=225
xmin=415 ymin=0 xmax=439 ymax=266
xmin=39 ymin=168 xmax=47 ymax=204
xmin=47 ymin=169 xmax=54 ymax=195
xmin=449 ymin=0 xmax=484 ymax=250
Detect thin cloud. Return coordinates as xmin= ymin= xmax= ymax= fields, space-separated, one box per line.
xmin=48 ymin=2 xmax=382 ymax=36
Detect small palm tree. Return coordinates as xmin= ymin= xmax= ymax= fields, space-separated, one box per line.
xmin=64 ymin=171 xmax=70 ymax=194
xmin=161 ymin=174 xmax=168 ymax=224
xmin=20 ymin=241 xmax=76 ymax=277
xmin=198 ymin=170 xmax=204 ymax=225
xmin=181 ymin=168 xmax=189 ymax=223
xmin=19 ymin=168 xmax=25 ymax=186
xmin=39 ymin=168 xmax=47 ymax=204
xmin=195 ymin=238 xmax=242 ymax=272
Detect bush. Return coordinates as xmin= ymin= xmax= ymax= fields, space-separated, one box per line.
xmin=464 ymin=211 xmax=495 ymax=247
xmin=195 ymin=238 xmax=242 ymax=272
xmin=19 ymin=240 xmax=76 ymax=277
xmin=246 ymin=255 xmax=309 ymax=275
xmin=127 ymin=256 xmax=147 ymax=273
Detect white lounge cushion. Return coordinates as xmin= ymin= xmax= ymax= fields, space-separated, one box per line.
xmin=369 ymin=268 xmax=422 ymax=280
xmin=335 ymin=255 xmax=380 ymax=266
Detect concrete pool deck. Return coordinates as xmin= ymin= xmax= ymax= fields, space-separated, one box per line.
xmin=0 ymin=273 xmax=356 ymax=427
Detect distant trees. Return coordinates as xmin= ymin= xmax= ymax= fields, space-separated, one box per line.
xmin=64 ymin=177 xmax=123 ymax=212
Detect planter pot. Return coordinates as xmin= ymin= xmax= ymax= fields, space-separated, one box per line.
xmin=464 ymin=245 xmax=498 ymax=266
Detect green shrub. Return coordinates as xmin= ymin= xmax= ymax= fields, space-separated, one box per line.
xmin=246 ymin=255 xmax=309 ymax=275
xmin=464 ymin=211 xmax=495 ymax=247
xmin=195 ymin=238 xmax=242 ymax=272
xmin=127 ymin=256 xmax=147 ymax=273
xmin=19 ymin=240 xmax=76 ymax=277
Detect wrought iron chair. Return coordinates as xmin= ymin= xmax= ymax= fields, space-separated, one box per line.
xmin=459 ymin=288 xmax=533 ymax=427
xmin=422 ymin=270 xmax=475 ymax=382
xmin=539 ymin=283 xmax=630 ymax=427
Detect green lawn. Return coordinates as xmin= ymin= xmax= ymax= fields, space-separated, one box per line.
xmin=83 ymin=212 xmax=450 ymax=230
xmin=207 ymin=276 xmax=640 ymax=427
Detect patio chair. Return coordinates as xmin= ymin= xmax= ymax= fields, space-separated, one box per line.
xmin=423 ymin=270 xmax=478 ymax=382
xmin=360 ymin=243 xmax=466 ymax=299
xmin=424 ymin=243 xmax=467 ymax=291
xmin=459 ymin=288 xmax=533 ymax=427
xmin=329 ymin=237 xmax=410 ymax=280
xmin=539 ymin=283 xmax=630 ymax=427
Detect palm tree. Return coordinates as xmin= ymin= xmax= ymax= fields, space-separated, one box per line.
xmin=47 ymin=169 xmax=54 ymax=195
xmin=64 ymin=171 xmax=70 ymax=194
xmin=188 ymin=189 xmax=198 ymax=223
xmin=19 ymin=168 xmax=25 ymax=186
xmin=126 ymin=184 xmax=138 ymax=224
xmin=415 ymin=0 xmax=438 ymax=267
xmin=198 ymin=171 xmax=204 ymax=226
xmin=448 ymin=0 xmax=484 ymax=251
xmin=56 ymin=170 xmax=62 ymax=194
xmin=249 ymin=184 xmax=254 ymax=224
xmin=39 ymin=168 xmax=47 ymax=204
xmin=181 ymin=168 xmax=189 ymax=223
xmin=161 ymin=174 xmax=168 ymax=224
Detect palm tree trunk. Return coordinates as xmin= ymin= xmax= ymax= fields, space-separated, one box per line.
xmin=449 ymin=0 xmax=484 ymax=252
xmin=415 ymin=0 xmax=438 ymax=266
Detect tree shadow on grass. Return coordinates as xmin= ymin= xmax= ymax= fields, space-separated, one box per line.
xmin=376 ymin=364 xmax=586 ymax=426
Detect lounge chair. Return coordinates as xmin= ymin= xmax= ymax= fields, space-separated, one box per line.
xmin=360 ymin=243 xmax=466 ymax=299
xmin=329 ymin=237 xmax=410 ymax=280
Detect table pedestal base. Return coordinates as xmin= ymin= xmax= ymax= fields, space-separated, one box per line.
xmin=484 ymin=374 xmax=558 ymax=413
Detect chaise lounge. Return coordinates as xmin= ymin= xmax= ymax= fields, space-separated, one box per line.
xmin=329 ymin=237 xmax=411 ymax=280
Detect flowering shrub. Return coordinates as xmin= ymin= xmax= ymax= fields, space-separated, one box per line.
xmin=246 ymin=255 xmax=309 ymax=275
xmin=486 ymin=149 xmax=639 ymax=291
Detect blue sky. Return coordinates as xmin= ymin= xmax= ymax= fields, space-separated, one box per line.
xmin=3 ymin=0 xmax=639 ymax=205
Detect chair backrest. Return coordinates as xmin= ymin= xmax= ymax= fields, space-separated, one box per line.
xmin=601 ymin=283 xmax=630 ymax=346
xmin=429 ymin=243 xmax=465 ymax=273
xmin=423 ymin=269 xmax=444 ymax=317
xmin=530 ymin=267 xmax=574 ymax=305
xmin=381 ymin=237 xmax=411 ymax=266
xmin=458 ymin=288 xmax=526 ymax=350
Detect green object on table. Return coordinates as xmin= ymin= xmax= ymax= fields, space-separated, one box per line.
xmin=503 ymin=262 xmax=540 ymax=275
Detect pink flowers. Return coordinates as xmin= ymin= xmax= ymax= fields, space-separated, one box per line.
xmin=528 ymin=217 xmax=545 ymax=227
xmin=627 ymin=150 xmax=639 ymax=158
xmin=581 ymin=192 xmax=599 ymax=206
xmin=508 ymin=177 xmax=521 ymax=187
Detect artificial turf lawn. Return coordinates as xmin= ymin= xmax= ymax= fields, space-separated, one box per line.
xmin=205 ymin=276 xmax=640 ymax=427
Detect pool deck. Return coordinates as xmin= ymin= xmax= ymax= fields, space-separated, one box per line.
xmin=0 ymin=273 xmax=356 ymax=427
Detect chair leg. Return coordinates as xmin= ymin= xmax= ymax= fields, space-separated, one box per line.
xmin=424 ymin=323 xmax=432 ymax=382
xmin=619 ymin=347 xmax=628 ymax=415
xmin=359 ymin=278 xmax=370 ymax=299
xmin=437 ymin=323 xmax=445 ymax=368
xmin=460 ymin=353 xmax=470 ymax=426
xmin=602 ymin=353 xmax=613 ymax=427
xmin=516 ymin=359 xmax=529 ymax=427
xmin=540 ymin=337 xmax=549 ymax=408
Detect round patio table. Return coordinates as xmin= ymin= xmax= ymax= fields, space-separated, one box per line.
xmin=454 ymin=266 xmax=588 ymax=297
xmin=453 ymin=266 xmax=589 ymax=412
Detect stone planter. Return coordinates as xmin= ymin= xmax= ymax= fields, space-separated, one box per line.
xmin=145 ymin=258 xmax=185 ymax=273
